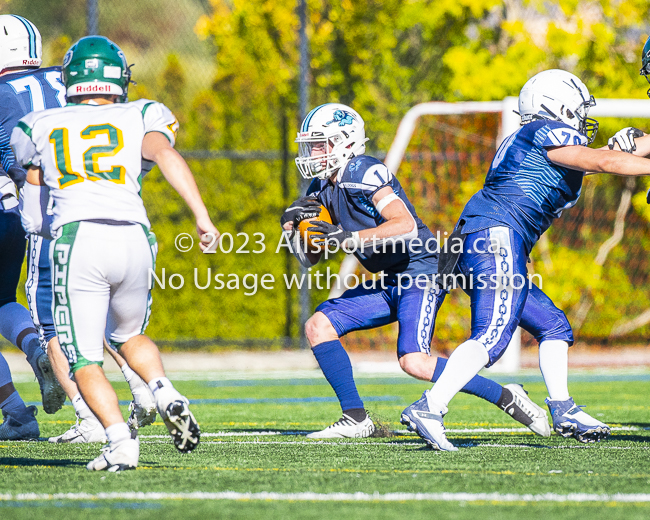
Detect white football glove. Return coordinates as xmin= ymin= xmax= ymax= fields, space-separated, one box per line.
xmin=608 ymin=127 xmax=644 ymax=153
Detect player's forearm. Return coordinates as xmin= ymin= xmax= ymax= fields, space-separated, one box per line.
xmin=358 ymin=216 xmax=416 ymax=241
xmin=549 ymin=146 xmax=650 ymax=176
xmin=595 ymin=150 xmax=650 ymax=176
xmin=630 ymin=134 xmax=650 ymax=157
xmin=155 ymin=147 xmax=211 ymax=221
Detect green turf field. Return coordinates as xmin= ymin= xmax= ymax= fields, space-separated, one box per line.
xmin=1 ymin=371 xmax=649 ymax=519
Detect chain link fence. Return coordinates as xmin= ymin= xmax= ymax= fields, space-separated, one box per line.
xmin=4 ymin=1 xmax=650 ymax=352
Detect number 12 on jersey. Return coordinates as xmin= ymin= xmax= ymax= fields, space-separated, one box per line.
xmin=50 ymin=123 xmax=126 ymax=189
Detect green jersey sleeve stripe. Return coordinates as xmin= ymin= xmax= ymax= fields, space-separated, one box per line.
xmin=141 ymin=102 xmax=155 ymax=117
xmin=17 ymin=120 xmax=32 ymax=138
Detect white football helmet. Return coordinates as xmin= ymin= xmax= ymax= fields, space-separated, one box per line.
xmin=0 ymin=15 xmax=42 ymax=72
xmin=518 ymin=69 xmax=598 ymax=143
xmin=295 ymin=103 xmax=369 ymax=180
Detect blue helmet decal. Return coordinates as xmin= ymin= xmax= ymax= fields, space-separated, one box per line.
xmin=327 ymin=110 xmax=355 ymax=126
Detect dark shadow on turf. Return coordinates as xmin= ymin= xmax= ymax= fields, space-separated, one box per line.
xmin=607 ymin=433 xmax=650 ymax=443
xmin=0 ymin=457 xmax=86 ymax=468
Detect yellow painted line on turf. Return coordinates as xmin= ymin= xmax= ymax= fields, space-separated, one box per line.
xmin=2 ymin=491 xmax=650 ymax=504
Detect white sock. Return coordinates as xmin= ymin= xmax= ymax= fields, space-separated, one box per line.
xmin=148 ymin=376 xmax=173 ymax=395
xmin=121 ymin=364 xmax=137 ymax=384
xmin=72 ymin=393 xmax=97 ymax=422
xmin=427 ymin=339 xmax=490 ymax=412
xmin=539 ymin=340 xmax=570 ymax=400
xmin=105 ymin=423 xmax=131 ymax=445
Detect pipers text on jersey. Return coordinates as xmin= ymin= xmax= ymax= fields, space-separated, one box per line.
xmin=307 ymin=155 xmax=438 ymax=283
xmin=459 ymin=120 xmax=587 ymax=255
xmin=11 ymin=99 xmax=178 ymax=231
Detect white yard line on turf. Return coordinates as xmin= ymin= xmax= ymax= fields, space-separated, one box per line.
xmin=1 ymin=491 xmax=650 ymax=503
xmin=137 ymin=425 xmax=641 ymax=439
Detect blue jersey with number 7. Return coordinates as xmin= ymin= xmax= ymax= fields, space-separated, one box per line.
xmin=0 ymin=66 xmax=65 ymax=176
xmin=458 ymin=119 xmax=588 ymax=256
xmin=306 ymin=154 xmax=439 ymax=282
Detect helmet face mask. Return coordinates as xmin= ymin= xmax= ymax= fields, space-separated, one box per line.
xmin=518 ymin=69 xmax=599 ymax=144
xmin=62 ymin=36 xmax=132 ymax=103
xmin=295 ymin=103 xmax=369 ymax=180
xmin=0 ymin=15 xmax=42 ymax=72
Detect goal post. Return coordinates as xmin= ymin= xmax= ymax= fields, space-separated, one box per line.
xmin=376 ymin=96 xmax=650 ymax=373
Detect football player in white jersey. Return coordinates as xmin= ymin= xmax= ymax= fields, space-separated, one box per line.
xmin=12 ymin=36 xmax=219 ymax=471
xmin=1 ymin=16 xmax=158 ymax=445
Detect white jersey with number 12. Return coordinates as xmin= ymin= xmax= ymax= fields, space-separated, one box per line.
xmin=11 ymin=99 xmax=178 ymax=232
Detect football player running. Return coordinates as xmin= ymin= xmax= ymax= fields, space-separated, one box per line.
xmin=282 ymin=103 xmax=551 ymax=439
xmin=0 ymin=14 xmax=67 ymax=440
xmin=402 ymin=69 xmax=650 ymax=451
xmin=12 ymin=36 xmax=218 ymax=470
xmin=1 ymin=16 xmax=158 ymax=445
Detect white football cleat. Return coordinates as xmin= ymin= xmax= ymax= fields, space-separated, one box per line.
xmin=401 ymin=392 xmax=457 ymax=451
xmin=127 ymin=381 xmax=157 ymax=431
xmin=87 ymin=436 xmax=139 ymax=472
xmin=48 ymin=416 xmax=107 ymax=444
xmin=307 ymin=414 xmax=375 ymax=439
xmin=155 ymin=387 xmax=200 ymax=453
xmin=502 ymin=384 xmax=551 ymax=437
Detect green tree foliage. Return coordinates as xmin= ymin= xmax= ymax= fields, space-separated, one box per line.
xmin=7 ymin=0 xmax=650 ymax=347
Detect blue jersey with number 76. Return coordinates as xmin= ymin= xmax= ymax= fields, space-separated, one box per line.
xmin=459 ymin=119 xmax=588 ymax=256
xmin=0 ymin=66 xmax=66 ymax=178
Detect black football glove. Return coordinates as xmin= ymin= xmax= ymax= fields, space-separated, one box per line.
xmin=307 ymin=220 xmax=359 ymax=250
xmin=608 ymin=127 xmax=644 ymax=153
xmin=280 ymin=196 xmax=322 ymax=228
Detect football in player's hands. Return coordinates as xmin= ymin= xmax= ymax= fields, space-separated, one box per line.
xmin=280 ymin=196 xmax=322 ymax=229
xmin=297 ymin=205 xmax=332 ymax=247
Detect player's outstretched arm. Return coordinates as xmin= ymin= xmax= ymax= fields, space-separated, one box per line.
xmin=142 ymin=132 xmax=219 ymax=251
xmin=547 ymin=145 xmax=650 ymax=177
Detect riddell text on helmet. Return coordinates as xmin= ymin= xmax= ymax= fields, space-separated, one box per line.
xmin=22 ymin=59 xmax=40 ymax=65
xmin=75 ymin=84 xmax=114 ymax=93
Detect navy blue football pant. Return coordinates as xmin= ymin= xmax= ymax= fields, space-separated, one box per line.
xmin=316 ymin=279 xmax=446 ymax=357
xmin=25 ymin=235 xmax=56 ymax=345
xmin=456 ymin=226 xmax=573 ymax=367
xmin=0 ymin=204 xmax=26 ymax=308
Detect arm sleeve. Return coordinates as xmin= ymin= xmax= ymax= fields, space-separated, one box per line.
xmin=0 ymin=123 xmax=15 ymax=171
xmin=10 ymin=119 xmax=39 ymax=168
xmin=19 ymin=182 xmax=52 ymax=239
xmin=142 ymin=101 xmax=179 ymax=147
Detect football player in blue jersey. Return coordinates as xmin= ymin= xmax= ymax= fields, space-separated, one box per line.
xmin=282 ymin=103 xmax=551 ymax=439
xmin=402 ymin=69 xmax=650 ymax=451
xmin=0 ymin=14 xmax=67 ymax=439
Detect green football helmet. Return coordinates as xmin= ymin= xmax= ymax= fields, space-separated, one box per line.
xmin=62 ymin=36 xmax=132 ymax=102
xmin=640 ymin=35 xmax=650 ymax=98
